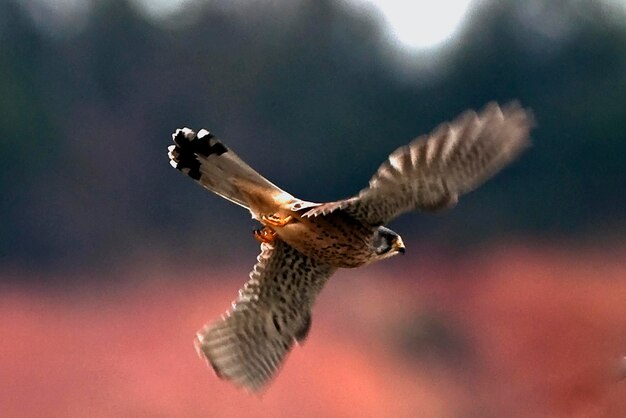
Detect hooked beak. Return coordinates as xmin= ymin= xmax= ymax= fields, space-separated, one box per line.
xmin=393 ymin=237 xmax=406 ymax=254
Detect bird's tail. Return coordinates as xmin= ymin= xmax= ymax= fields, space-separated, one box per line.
xmin=168 ymin=128 xmax=292 ymax=213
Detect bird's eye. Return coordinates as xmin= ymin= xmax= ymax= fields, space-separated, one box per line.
xmin=373 ymin=237 xmax=391 ymax=255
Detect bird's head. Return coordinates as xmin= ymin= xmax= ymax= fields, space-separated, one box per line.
xmin=371 ymin=226 xmax=405 ymax=261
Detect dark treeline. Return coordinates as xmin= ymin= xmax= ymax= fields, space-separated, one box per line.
xmin=1 ymin=0 xmax=625 ymax=274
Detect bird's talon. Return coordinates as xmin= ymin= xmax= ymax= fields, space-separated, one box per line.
xmin=261 ymin=214 xmax=293 ymax=227
xmin=254 ymin=227 xmax=276 ymax=244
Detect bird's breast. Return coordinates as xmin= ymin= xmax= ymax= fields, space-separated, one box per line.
xmin=275 ymin=211 xmax=375 ymax=268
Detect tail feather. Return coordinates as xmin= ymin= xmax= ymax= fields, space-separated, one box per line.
xmin=168 ymin=128 xmax=288 ymax=211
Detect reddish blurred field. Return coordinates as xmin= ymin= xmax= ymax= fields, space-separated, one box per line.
xmin=2 ymin=242 xmax=625 ymax=417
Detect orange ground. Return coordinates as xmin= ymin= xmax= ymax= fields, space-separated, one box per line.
xmin=2 ymin=242 xmax=625 ymax=417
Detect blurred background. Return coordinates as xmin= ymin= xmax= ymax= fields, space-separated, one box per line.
xmin=1 ymin=0 xmax=625 ymax=416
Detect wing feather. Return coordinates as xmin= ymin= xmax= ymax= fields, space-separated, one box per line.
xmin=306 ymin=102 xmax=533 ymax=225
xmin=195 ymin=239 xmax=336 ymax=392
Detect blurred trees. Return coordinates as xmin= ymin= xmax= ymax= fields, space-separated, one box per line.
xmin=1 ymin=0 xmax=625 ymax=273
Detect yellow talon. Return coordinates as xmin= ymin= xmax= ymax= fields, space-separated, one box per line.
xmin=254 ymin=227 xmax=276 ymax=244
xmin=261 ymin=214 xmax=293 ymax=227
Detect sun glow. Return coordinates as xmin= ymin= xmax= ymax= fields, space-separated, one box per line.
xmin=356 ymin=0 xmax=475 ymax=49
xmin=130 ymin=0 xmax=475 ymax=50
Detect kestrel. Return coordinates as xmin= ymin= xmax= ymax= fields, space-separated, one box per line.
xmin=167 ymin=102 xmax=533 ymax=391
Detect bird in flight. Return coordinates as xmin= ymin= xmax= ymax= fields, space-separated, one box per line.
xmin=167 ymin=102 xmax=533 ymax=392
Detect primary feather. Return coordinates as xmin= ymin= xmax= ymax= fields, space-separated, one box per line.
xmin=305 ymin=102 xmax=533 ymax=225
xmin=195 ymin=239 xmax=336 ymax=392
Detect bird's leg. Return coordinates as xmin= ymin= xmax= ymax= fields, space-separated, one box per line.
xmin=261 ymin=214 xmax=293 ymax=227
xmin=253 ymin=227 xmax=276 ymax=244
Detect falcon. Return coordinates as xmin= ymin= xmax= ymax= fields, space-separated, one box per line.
xmin=167 ymin=102 xmax=533 ymax=391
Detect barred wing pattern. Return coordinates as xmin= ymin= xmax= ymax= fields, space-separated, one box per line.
xmin=195 ymin=239 xmax=336 ymax=392
xmin=339 ymin=102 xmax=533 ymax=226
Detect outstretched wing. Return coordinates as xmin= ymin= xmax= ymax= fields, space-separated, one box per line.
xmin=305 ymin=102 xmax=533 ymax=226
xmin=195 ymin=239 xmax=336 ymax=392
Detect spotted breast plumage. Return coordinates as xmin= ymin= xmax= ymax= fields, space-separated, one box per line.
xmin=167 ymin=101 xmax=534 ymax=392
